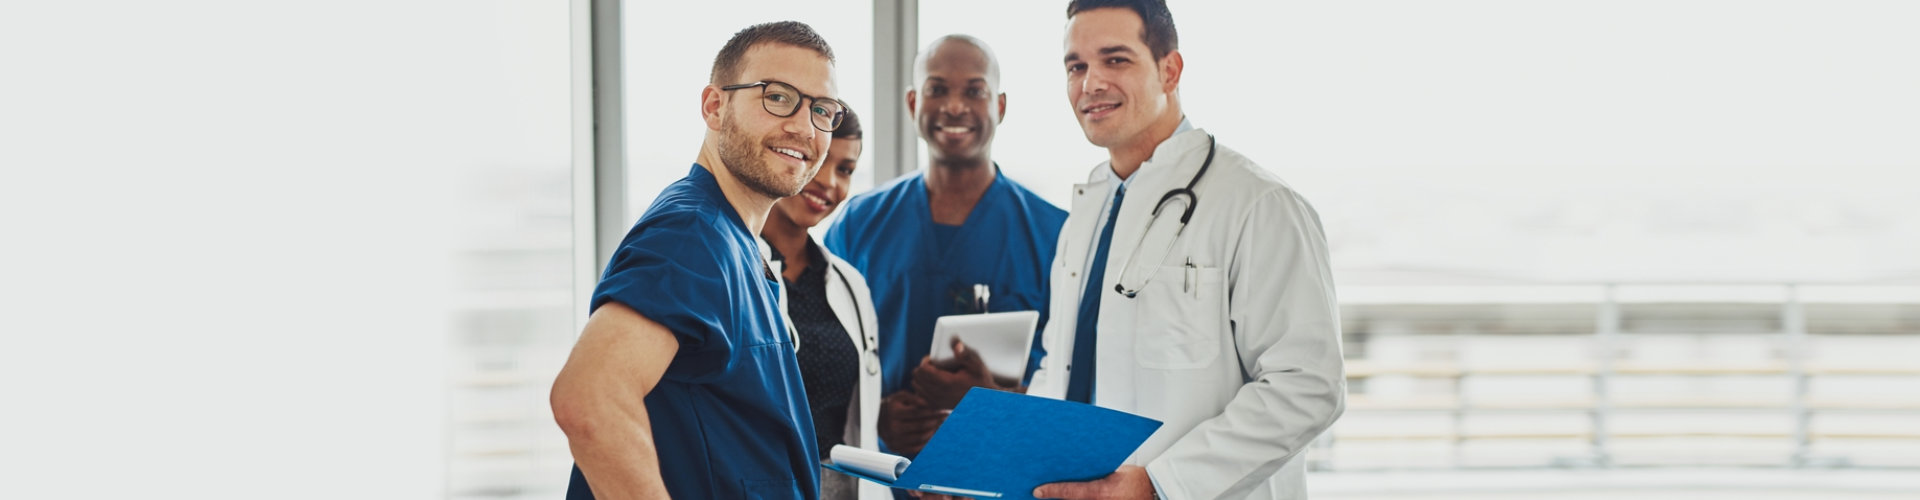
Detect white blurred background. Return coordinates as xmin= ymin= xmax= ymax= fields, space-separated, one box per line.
xmin=3 ymin=1 xmax=1916 ymax=499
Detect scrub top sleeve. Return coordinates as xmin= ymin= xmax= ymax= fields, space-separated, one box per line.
xmin=822 ymin=215 xmax=851 ymax=259
xmin=591 ymin=214 xmax=737 ymax=383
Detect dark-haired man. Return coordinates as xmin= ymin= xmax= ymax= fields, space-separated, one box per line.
xmin=1026 ymin=1 xmax=1346 ymax=499
xmin=552 ymin=20 xmax=848 ymax=500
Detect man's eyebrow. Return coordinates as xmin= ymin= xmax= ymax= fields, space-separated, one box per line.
xmin=1067 ymin=45 xmax=1138 ymax=64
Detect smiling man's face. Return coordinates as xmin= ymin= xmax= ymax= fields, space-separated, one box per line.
xmin=1064 ymin=7 xmax=1172 ymax=149
xmin=717 ymin=43 xmax=836 ymax=198
xmin=911 ymin=38 xmax=1002 ymax=165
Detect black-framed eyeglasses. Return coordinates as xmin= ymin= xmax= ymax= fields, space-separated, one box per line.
xmin=720 ymin=80 xmax=848 ymax=133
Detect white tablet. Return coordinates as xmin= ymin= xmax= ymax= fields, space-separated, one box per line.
xmin=928 ymin=310 xmax=1041 ymax=381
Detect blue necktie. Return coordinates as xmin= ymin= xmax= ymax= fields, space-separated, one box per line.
xmin=1067 ymin=185 xmax=1124 ymax=404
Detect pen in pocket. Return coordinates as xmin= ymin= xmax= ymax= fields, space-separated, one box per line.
xmin=1184 ymin=258 xmax=1196 ymax=295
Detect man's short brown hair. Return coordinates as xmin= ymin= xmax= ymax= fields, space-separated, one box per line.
xmin=709 ymin=21 xmax=836 ymax=85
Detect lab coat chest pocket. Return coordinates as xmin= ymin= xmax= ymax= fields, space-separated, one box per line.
xmin=1132 ymin=264 xmax=1226 ymax=369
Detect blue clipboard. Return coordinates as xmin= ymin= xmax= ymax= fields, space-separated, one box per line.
xmin=826 ymin=388 xmax=1162 ymax=499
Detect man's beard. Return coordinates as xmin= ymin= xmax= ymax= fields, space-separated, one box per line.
xmin=717 ymin=111 xmax=812 ymax=199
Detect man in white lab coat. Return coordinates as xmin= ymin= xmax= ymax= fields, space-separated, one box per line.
xmin=1026 ymin=1 xmax=1346 ymax=499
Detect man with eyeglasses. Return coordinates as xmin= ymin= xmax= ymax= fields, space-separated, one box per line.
xmin=552 ymin=21 xmax=848 ymax=500
xmin=822 ymin=34 xmax=1069 ymax=470
xmin=1024 ymin=1 xmax=1346 ymax=499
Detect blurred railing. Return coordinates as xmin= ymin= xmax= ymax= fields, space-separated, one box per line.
xmin=1315 ymin=283 xmax=1920 ymax=471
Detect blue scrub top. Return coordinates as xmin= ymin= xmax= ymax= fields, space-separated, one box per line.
xmin=567 ymin=164 xmax=819 ymax=500
xmin=824 ymin=168 xmax=1068 ymax=397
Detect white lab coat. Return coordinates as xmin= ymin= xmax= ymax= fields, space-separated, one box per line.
xmin=1027 ymin=127 xmax=1347 ymax=499
xmin=762 ymin=237 xmax=888 ymax=500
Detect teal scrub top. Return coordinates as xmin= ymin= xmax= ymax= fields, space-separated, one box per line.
xmin=824 ymin=168 xmax=1068 ymax=399
xmin=567 ymin=164 xmax=818 ymax=500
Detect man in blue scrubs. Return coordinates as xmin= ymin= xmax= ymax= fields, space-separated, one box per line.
xmin=551 ymin=21 xmax=847 ymax=500
xmin=824 ymin=34 xmax=1068 ymax=458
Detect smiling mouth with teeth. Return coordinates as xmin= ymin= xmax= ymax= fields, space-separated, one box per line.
xmin=770 ymin=146 xmax=807 ymax=162
xmin=1082 ymin=102 xmax=1121 ymax=116
xmin=800 ymin=192 xmax=832 ymax=211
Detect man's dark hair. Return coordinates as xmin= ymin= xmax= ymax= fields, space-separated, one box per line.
xmin=709 ymin=21 xmax=835 ymax=85
xmin=1066 ymin=0 xmax=1179 ymax=62
xmin=832 ymin=107 xmax=862 ymax=141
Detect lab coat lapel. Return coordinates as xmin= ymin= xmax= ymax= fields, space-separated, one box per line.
xmin=1061 ymin=179 xmax=1109 ymax=298
xmin=824 ymin=258 xmax=864 ymax=356
xmin=1033 ymin=176 xmax=1110 ymax=400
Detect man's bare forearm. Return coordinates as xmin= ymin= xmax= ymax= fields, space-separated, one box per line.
xmin=564 ymin=403 xmax=670 ymax=499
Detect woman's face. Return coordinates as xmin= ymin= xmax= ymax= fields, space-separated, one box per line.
xmin=772 ymin=136 xmax=860 ymax=229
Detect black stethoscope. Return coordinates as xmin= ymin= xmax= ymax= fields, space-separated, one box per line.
xmin=1113 ymin=134 xmax=1216 ymax=298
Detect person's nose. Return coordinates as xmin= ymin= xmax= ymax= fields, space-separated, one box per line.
xmin=822 ymin=173 xmax=845 ymax=201
xmin=1080 ymin=69 xmax=1111 ymax=97
xmin=823 ymin=167 xmax=842 ymax=191
xmin=940 ymin=95 xmax=968 ymax=118
xmin=782 ymin=110 xmax=816 ymax=138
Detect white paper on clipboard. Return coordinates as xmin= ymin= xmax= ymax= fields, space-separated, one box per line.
xmin=928 ymin=310 xmax=1041 ymax=381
